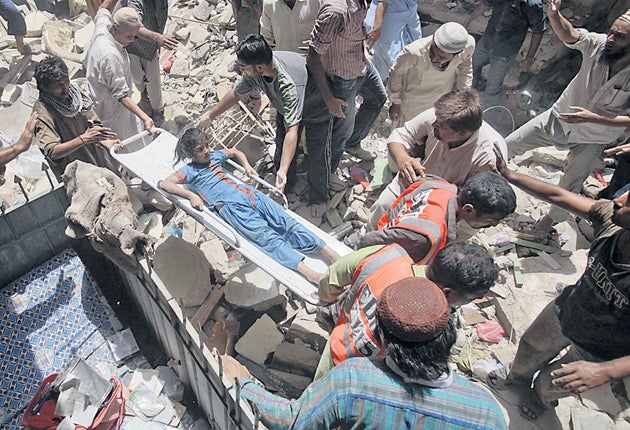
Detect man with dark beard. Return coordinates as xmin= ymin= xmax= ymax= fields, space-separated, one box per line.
xmin=33 ymin=55 xmax=120 ymax=181
xmin=507 ymin=2 xmax=630 ymax=237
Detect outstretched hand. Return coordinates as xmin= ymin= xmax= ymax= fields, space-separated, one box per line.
xmin=605 ymin=143 xmax=630 ymax=156
xmin=550 ymin=361 xmax=611 ymax=393
xmin=546 ymin=0 xmax=561 ymax=14
xmin=211 ymin=348 xmax=251 ymax=380
xmin=15 ymin=112 xmax=39 ymax=152
xmin=492 ymin=142 xmax=510 ymax=178
xmin=557 ymin=106 xmax=599 ymax=124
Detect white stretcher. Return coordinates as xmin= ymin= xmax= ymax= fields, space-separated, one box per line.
xmin=110 ymin=129 xmax=352 ymax=304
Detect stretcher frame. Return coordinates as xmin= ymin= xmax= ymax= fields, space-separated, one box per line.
xmin=110 ymin=129 xmax=351 ymax=304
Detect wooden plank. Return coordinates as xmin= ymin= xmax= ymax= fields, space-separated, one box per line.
xmin=192 ymin=284 xmax=224 ymax=328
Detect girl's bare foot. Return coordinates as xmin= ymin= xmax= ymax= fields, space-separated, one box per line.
xmin=320 ymin=245 xmax=341 ymax=265
xmin=297 ymin=261 xmax=323 ymax=284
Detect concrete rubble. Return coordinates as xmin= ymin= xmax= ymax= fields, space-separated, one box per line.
xmin=1 ymin=1 xmax=629 ymax=429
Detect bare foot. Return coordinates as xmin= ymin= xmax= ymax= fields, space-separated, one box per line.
xmin=320 ymin=245 xmax=341 ymax=264
xmin=297 ymin=261 xmax=323 ymax=284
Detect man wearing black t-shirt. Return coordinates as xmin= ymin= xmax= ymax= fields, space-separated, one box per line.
xmin=493 ymin=148 xmax=630 ymax=421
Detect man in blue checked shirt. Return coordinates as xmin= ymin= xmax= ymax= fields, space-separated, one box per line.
xmin=214 ymin=278 xmax=508 ymax=429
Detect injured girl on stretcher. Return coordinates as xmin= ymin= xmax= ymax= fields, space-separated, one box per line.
xmin=159 ymin=128 xmax=340 ymax=283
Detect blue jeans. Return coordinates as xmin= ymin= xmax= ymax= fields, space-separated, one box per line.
xmin=275 ymin=77 xmax=333 ymax=203
xmin=304 ymin=64 xmax=386 ymax=203
xmin=0 ymin=0 xmax=26 ymax=36
xmin=345 ymin=63 xmax=387 ymax=150
xmin=472 ymin=36 xmax=515 ymax=97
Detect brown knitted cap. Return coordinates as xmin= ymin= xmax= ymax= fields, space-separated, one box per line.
xmin=377 ymin=277 xmax=450 ymax=343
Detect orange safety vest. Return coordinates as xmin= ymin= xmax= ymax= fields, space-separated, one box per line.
xmin=377 ymin=177 xmax=457 ymax=265
xmin=329 ymin=244 xmax=415 ymax=365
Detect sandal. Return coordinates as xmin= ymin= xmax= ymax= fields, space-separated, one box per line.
xmin=486 ymin=367 xmax=510 ymax=390
xmin=518 ymin=398 xmax=546 ymax=421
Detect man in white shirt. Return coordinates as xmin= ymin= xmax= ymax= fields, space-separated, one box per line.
xmin=260 ymin=0 xmax=319 ymax=53
xmin=368 ymin=89 xmax=507 ymax=230
xmin=85 ymin=0 xmax=154 ymax=141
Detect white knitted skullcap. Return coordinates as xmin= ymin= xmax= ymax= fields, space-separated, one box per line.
xmin=433 ymin=22 xmax=469 ymax=54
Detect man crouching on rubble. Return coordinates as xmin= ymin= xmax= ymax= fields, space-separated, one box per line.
xmin=33 ymin=55 xmax=120 ymax=181
xmin=215 ymin=278 xmax=508 ymax=429
xmin=488 ymin=146 xmax=630 ymax=421
xmin=313 ymin=241 xmax=498 ymax=378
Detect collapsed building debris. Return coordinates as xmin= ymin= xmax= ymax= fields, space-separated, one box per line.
xmin=2 ymin=0 xmax=630 ymax=428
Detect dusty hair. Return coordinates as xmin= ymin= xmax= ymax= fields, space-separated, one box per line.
xmin=433 ymin=89 xmax=483 ymax=133
xmin=34 ymin=55 xmax=69 ymax=92
xmin=174 ymin=128 xmax=209 ymax=165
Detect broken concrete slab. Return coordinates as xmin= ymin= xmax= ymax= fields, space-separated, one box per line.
xmin=25 ymin=11 xmax=54 ymax=38
xmin=268 ymin=369 xmax=312 ymax=393
xmin=531 ymin=146 xmax=569 ymax=168
xmin=194 ymin=0 xmax=215 ymax=20
xmin=234 ymin=314 xmax=283 ymax=365
xmin=224 ymin=264 xmax=284 ymax=311
xmin=136 ymin=212 xmax=163 ymax=240
xmin=74 ymin=21 xmax=95 ymax=54
xmin=270 ymin=341 xmax=320 ymax=377
xmin=1 ymin=84 xmax=21 ymax=106
xmin=199 ymin=237 xmax=239 ymax=283
xmin=152 ymin=235 xmax=213 ymax=307
xmin=286 ymin=308 xmax=328 ymax=351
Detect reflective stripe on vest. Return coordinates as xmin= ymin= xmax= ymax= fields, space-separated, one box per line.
xmin=330 ymin=244 xmax=415 ymax=365
xmin=378 ymin=179 xmax=457 ymax=265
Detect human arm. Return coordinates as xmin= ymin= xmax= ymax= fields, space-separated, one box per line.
xmin=119 ymin=96 xmax=154 ymax=133
xmin=605 ymin=142 xmax=630 ymax=156
xmin=464 ymin=1 xmax=490 ymax=29
xmin=126 ymin=0 xmax=178 ymax=50
xmin=239 ymin=366 xmax=341 ymax=429
xmin=198 ymin=89 xmax=243 ymax=127
xmin=367 ymin=1 xmax=388 ymax=46
xmin=318 ymin=245 xmax=383 ymax=303
xmin=493 ymin=145 xmax=594 ymax=219
xmin=546 ymin=0 xmax=579 ymax=44
xmin=276 ymin=123 xmax=299 ymax=191
xmin=49 ymin=125 xmax=118 ymax=160
xmin=520 ymin=32 xmax=543 ymax=72
xmin=557 ymin=106 xmax=630 ymax=127
xmin=550 ymin=356 xmax=630 ymax=393
xmin=388 ymin=141 xmax=425 ymax=186
xmin=306 ymin=47 xmax=347 ymax=118
xmin=229 ymin=148 xmax=258 ymax=177
xmin=243 ymin=0 xmax=261 ymax=22
xmin=159 ymin=172 xmax=205 ymax=211
xmin=387 ymin=114 xmax=430 ymax=186
xmin=387 ymin=48 xmax=414 ymax=122
xmin=0 ymin=113 xmax=37 ymax=166
xmin=137 ymin=27 xmax=178 ymax=50
xmin=99 ymin=0 xmax=119 ymax=13
xmin=456 ymin=39 xmax=475 ymax=89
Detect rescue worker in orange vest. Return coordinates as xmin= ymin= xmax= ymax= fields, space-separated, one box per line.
xmin=314 ymin=240 xmax=498 ymax=378
xmin=357 ymin=171 xmax=516 ymax=263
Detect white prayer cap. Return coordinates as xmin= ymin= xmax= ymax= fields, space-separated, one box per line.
xmin=113 ymin=7 xmax=142 ymax=29
xmin=433 ymin=22 xmax=469 ymax=54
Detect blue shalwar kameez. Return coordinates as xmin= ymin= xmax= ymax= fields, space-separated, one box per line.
xmin=176 ymin=149 xmax=324 ymax=270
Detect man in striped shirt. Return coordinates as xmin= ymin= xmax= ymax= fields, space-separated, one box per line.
xmin=306 ymin=0 xmax=387 ymax=213
xmin=218 ymin=278 xmax=508 ymax=429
